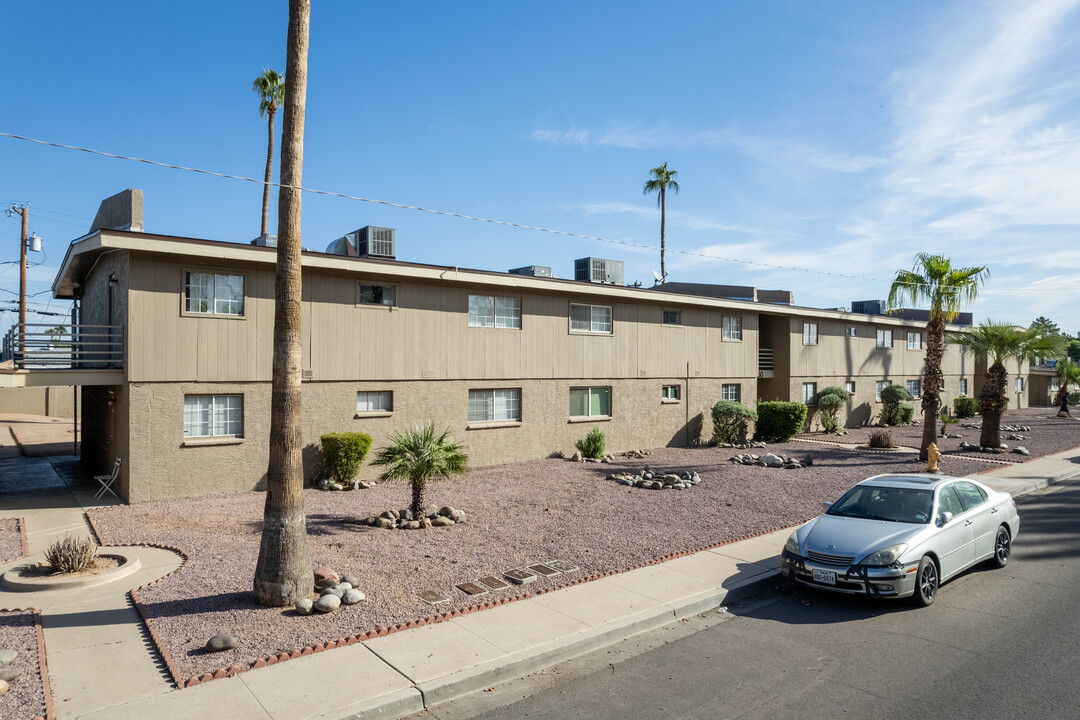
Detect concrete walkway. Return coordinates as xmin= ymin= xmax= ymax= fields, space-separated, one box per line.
xmin=1 ymin=447 xmax=1078 ymax=720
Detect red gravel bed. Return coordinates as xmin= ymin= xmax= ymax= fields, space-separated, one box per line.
xmin=87 ymin=443 xmax=1013 ymax=683
xmin=0 ymin=610 xmax=49 ymax=720
xmin=0 ymin=518 xmax=25 ymax=564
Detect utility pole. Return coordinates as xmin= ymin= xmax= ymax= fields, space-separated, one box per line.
xmin=7 ymin=204 xmax=42 ymax=368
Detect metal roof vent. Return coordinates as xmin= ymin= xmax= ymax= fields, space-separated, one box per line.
xmin=325 ymin=226 xmax=395 ymax=259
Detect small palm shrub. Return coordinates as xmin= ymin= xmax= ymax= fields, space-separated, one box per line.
xmin=44 ymin=535 xmax=98 ymax=574
xmin=879 ymin=385 xmax=913 ymax=425
xmin=575 ymin=427 xmax=606 ymax=459
xmin=816 ymin=386 xmax=848 ymax=433
xmin=953 ymin=396 xmax=979 ymax=419
xmin=868 ymin=429 xmax=894 ymax=448
xmin=320 ymin=432 xmax=373 ymax=485
xmin=372 ymin=423 xmax=468 ymax=520
xmin=710 ymin=400 xmax=757 ymax=445
xmin=754 ymin=401 xmax=809 ymax=442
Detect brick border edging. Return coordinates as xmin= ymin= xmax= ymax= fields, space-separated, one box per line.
xmin=83 ymin=509 xmax=104 ymax=546
xmin=33 ymin=610 xmax=54 ymax=720
xmin=176 ymin=523 xmax=800 ymax=690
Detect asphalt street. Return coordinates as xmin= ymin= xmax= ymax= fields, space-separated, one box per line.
xmin=425 ymin=477 xmax=1080 ymax=720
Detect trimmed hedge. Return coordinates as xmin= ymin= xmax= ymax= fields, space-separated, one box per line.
xmin=753 ymin=401 xmax=808 ymax=442
xmin=575 ymin=427 xmax=606 ymax=459
xmin=711 ymin=400 xmax=758 ymax=445
xmin=816 ymin=386 xmax=849 ymax=432
xmin=953 ymin=396 xmax=979 ymax=419
xmin=320 ymin=432 xmax=373 ymax=484
xmin=898 ymin=403 xmax=915 ymax=424
xmin=879 ymin=384 xmax=913 ymax=425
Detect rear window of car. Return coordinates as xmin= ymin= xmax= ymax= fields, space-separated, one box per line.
xmin=952 ymin=481 xmax=988 ymax=511
xmin=827 ymin=486 xmax=934 ymax=524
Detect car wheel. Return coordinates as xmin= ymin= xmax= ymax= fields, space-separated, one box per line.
xmin=912 ymin=555 xmax=938 ymax=607
xmin=992 ymin=526 xmax=1011 ymax=568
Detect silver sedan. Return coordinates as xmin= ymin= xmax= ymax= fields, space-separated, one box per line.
xmin=781 ymin=474 xmax=1019 ymax=606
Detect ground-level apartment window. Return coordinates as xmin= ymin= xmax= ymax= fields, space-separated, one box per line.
xmin=722 ymin=383 xmax=741 ymax=402
xmin=185 ymin=271 xmax=244 ymax=315
xmin=802 ymin=382 xmax=817 ymax=404
xmin=469 ymin=295 xmax=521 ymax=328
xmin=358 ymin=283 xmax=395 ymax=306
xmin=907 ymin=332 xmax=922 ymax=350
xmin=184 ymin=394 xmax=242 ymax=437
xmin=662 ymin=309 xmax=682 ymax=326
xmin=803 ymin=323 xmax=818 ymax=345
xmin=1015 ymin=377 xmax=1025 ymax=392
xmin=570 ymin=304 xmax=612 ymax=334
xmin=876 ymin=329 xmax=893 ymax=348
xmin=845 ymin=381 xmax=856 ymax=394
xmin=875 ymin=380 xmax=889 ymax=401
xmin=662 ymin=385 xmax=681 ymax=401
xmin=960 ymin=379 xmax=968 ymax=395
xmin=846 ymin=326 xmax=857 ymax=337
xmin=1051 ymin=377 xmax=1060 ymax=392
xmin=357 ymin=391 xmax=392 ymax=413
xmin=723 ymin=316 xmax=742 ymax=341
xmin=907 ymin=380 xmax=921 ymax=397
xmin=468 ymin=389 xmax=521 ymax=422
xmin=569 ymin=386 xmax=611 ymax=418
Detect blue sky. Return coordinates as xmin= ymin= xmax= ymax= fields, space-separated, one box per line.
xmin=2 ymin=0 xmax=1079 ymax=337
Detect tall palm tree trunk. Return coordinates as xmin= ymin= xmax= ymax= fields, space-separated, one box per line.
xmin=261 ymin=108 xmax=276 ymax=237
xmin=659 ymin=187 xmax=666 ymax=282
xmin=254 ymin=0 xmax=312 ymax=607
xmin=978 ymin=362 xmax=1008 ymax=449
xmin=919 ymin=315 xmax=945 ymax=461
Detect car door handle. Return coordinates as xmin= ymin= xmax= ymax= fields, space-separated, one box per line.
xmin=991 ymin=508 xmax=999 ymax=514
xmin=965 ymin=520 xmax=974 ymax=526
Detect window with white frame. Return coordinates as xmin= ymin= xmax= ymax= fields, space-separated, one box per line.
xmin=802 ymin=382 xmax=817 ymax=404
xmin=875 ymin=380 xmax=889 ymax=401
xmin=662 ymin=384 xmax=681 ymax=400
xmin=662 ymin=309 xmax=682 ymax=326
xmin=468 ymin=295 xmax=521 ymax=328
xmin=569 ymin=386 xmax=611 ymax=418
xmin=845 ymin=381 xmax=855 ymax=394
xmin=876 ymin=329 xmax=893 ymax=348
xmin=803 ymin=323 xmax=818 ymax=345
xmin=722 ymin=383 xmax=741 ymax=402
xmin=959 ymin=379 xmax=968 ymax=395
xmin=907 ymin=332 xmax=923 ymax=350
xmin=1051 ymin=377 xmax=1060 ymax=392
xmin=468 ymin=389 xmax=521 ymax=422
xmin=570 ymin=304 xmax=612 ymax=334
xmin=907 ymin=379 xmax=921 ymax=397
xmin=185 ymin=272 xmax=244 ymax=315
xmin=357 ymin=283 xmax=395 ymax=306
xmin=356 ymin=391 xmax=392 ymax=413
xmin=184 ymin=394 xmax=243 ymax=438
xmin=722 ymin=316 xmax=743 ymax=341
xmin=846 ymin=326 xmax=858 ymax=338
xmin=1015 ymin=377 xmax=1025 ymax=392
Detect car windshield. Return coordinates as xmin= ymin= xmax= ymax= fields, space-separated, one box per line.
xmin=826 ymin=486 xmax=934 ymax=524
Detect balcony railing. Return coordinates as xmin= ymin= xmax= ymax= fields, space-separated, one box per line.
xmin=1 ymin=323 xmax=124 ymax=369
xmin=759 ymin=347 xmax=774 ymax=372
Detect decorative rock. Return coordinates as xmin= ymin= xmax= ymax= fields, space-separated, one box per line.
xmin=313 ymin=594 xmax=341 ymax=613
xmin=350 ymin=481 xmax=362 ymax=490
xmin=314 ymin=566 xmax=340 ymax=589
xmin=205 ymin=634 xmax=239 ymax=653
xmin=336 ymin=582 xmax=353 ymax=592
xmin=0 ymin=666 xmax=19 ymax=683
xmin=321 ymin=586 xmax=345 ymax=599
xmin=431 ymin=516 xmax=455 ymax=527
xmin=424 ymin=505 xmax=439 ymax=518
xmin=295 ymin=598 xmax=314 ymax=615
xmin=450 ymin=509 xmax=467 ymax=523
xmin=420 ymin=518 xmax=432 ymax=529
xmin=801 ymin=456 xmax=813 ymax=467
xmin=342 ymin=589 xmax=366 ymax=605
xmin=0 ymin=678 xmax=7 ymax=697
xmin=0 ymin=649 xmax=16 ymax=666
xmin=761 ymin=453 xmax=784 ymax=468
xmin=375 ymin=517 xmax=394 ymax=529
xmin=571 ymin=451 xmax=583 ymax=462
xmin=1013 ymin=447 xmax=1030 ymax=456
xmin=342 ymin=574 xmax=361 ymax=587
xmin=403 ymin=520 xmax=420 ymax=530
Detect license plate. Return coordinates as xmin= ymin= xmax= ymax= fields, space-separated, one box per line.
xmin=812 ymin=569 xmax=837 ymax=585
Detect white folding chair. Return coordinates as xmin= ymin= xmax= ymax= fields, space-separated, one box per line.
xmin=93 ymin=458 xmax=122 ymax=501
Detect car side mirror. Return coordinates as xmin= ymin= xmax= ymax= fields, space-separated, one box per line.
xmin=822 ymin=501 xmax=832 ymax=512
xmin=937 ymin=511 xmax=954 ymax=526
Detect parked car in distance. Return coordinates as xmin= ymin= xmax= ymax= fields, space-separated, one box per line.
xmin=781 ymin=474 xmax=1019 ymax=606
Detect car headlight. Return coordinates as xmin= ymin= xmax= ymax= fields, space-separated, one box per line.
xmin=784 ymin=530 xmax=800 ymax=555
xmin=858 ymin=544 xmax=907 ymax=567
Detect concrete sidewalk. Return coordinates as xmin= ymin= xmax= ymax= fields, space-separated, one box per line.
xmin=2 ymin=447 xmax=1078 ymax=720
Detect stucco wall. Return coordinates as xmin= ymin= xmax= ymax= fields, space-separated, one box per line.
xmin=0 ymin=387 xmax=76 ymax=417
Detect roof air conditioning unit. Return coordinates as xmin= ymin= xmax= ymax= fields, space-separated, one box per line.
xmin=325 ymin=226 xmax=395 ymax=259
xmin=508 ymin=265 xmax=552 ymax=277
xmin=574 ymin=257 xmax=624 ymax=285
xmin=851 ymin=299 xmax=885 ymax=315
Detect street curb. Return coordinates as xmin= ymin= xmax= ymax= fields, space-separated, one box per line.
xmin=1009 ymin=465 xmax=1080 ymax=498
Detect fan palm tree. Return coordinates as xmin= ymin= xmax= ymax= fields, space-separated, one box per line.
xmin=253 ymin=68 xmax=286 ymax=238
xmin=643 ymin=163 xmax=679 ymax=283
xmin=1055 ymin=357 xmax=1079 ymax=415
xmin=887 ymin=254 xmax=988 ymax=460
xmin=372 ymin=423 xmax=468 ymax=520
xmin=254 ymin=0 xmax=311 ymax=607
xmin=949 ymin=322 xmax=1064 ymax=448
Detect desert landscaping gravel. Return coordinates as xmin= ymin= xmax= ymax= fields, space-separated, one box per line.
xmin=0 ymin=519 xmax=22 ymax=564
xmin=0 ymin=610 xmax=47 ymax=720
xmin=87 ymin=440 xmax=1008 ymax=683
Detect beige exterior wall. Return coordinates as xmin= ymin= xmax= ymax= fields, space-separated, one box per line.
xmin=0 ymin=386 xmax=76 ymax=417
xmin=972 ymin=357 xmax=1032 ymax=410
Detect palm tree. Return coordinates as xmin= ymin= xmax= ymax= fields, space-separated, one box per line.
xmin=254 ymin=0 xmax=311 ymax=607
xmin=1055 ymin=357 xmax=1079 ymax=415
xmin=372 ymin=423 xmax=468 ymax=520
xmin=253 ymin=68 xmax=285 ymax=238
xmin=949 ymin=322 xmax=1064 ymax=448
xmin=643 ymin=163 xmax=679 ymax=283
xmin=887 ymin=254 xmax=988 ymax=460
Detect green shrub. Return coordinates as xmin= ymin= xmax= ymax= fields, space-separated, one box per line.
xmin=1069 ymin=391 xmax=1080 ymax=406
xmin=44 ymin=535 xmax=98 ymax=574
xmin=753 ymin=401 xmax=808 ymax=442
xmin=879 ymin=384 xmax=913 ymax=425
xmin=898 ymin=403 xmax=915 ymax=424
xmin=710 ymin=400 xmax=758 ymax=445
xmin=816 ymin=386 xmax=848 ymax=433
xmin=953 ymin=396 xmax=979 ymax=419
xmin=575 ymin=427 xmax=606 ymax=459
xmin=320 ymin=432 xmax=373 ymax=484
